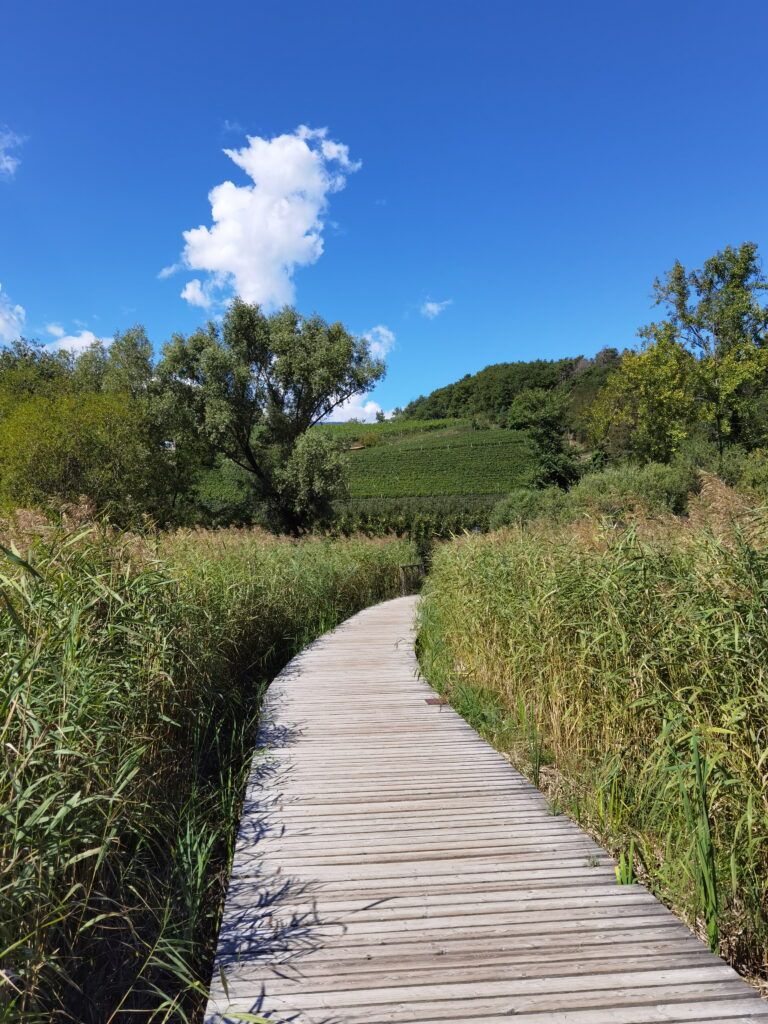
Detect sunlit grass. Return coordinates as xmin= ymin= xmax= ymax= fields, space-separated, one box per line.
xmin=417 ymin=503 xmax=768 ymax=986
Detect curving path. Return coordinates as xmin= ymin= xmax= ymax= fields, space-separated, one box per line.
xmin=206 ymin=596 xmax=767 ymax=1024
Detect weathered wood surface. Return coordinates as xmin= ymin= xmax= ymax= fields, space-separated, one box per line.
xmin=206 ymin=596 xmax=767 ymax=1023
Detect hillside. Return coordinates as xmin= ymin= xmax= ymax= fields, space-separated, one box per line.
xmin=320 ymin=420 xmax=540 ymax=498
xmin=400 ymin=349 xmax=622 ymax=434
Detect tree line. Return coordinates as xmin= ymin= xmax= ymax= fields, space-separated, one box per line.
xmin=0 ymin=301 xmax=383 ymax=532
xmin=402 ymin=241 xmax=768 ymax=475
xmin=3 ymin=241 xmax=767 ymax=533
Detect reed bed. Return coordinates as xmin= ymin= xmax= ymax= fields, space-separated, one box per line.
xmin=418 ymin=503 xmax=768 ymax=989
xmin=0 ymin=524 xmax=415 ymax=1023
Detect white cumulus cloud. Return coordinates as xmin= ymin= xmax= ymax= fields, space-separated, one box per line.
xmin=0 ymin=283 xmax=26 ymax=341
xmin=180 ymin=279 xmax=212 ymax=307
xmin=45 ymin=327 xmax=111 ymax=353
xmin=170 ymin=125 xmax=361 ymax=311
xmin=420 ymin=298 xmax=453 ymax=319
xmin=325 ymin=396 xmax=392 ymax=423
xmin=364 ymin=325 xmax=396 ymax=360
xmin=0 ymin=127 xmax=24 ymax=179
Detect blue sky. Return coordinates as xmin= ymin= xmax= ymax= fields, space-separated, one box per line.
xmin=1 ymin=0 xmax=767 ymax=418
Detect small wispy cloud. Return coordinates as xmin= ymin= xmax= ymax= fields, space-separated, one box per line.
xmin=0 ymin=290 xmax=109 ymax=353
xmin=157 ymin=263 xmax=181 ymax=280
xmin=420 ymin=298 xmax=453 ymax=319
xmin=364 ymin=325 xmax=396 ymax=360
xmin=180 ymin=279 xmax=212 ymax=307
xmin=167 ymin=125 xmax=361 ymax=312
xmin=0 ymin=127 xmax=25 ymax=179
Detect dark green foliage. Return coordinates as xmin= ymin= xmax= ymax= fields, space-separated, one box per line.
xmin=506 ymin=388 xmax=579 ymax=486
xmin=192 ymin=458 xmax=257 ymax=526
xmin=401 ymin=359 xmax=576 ymax=420
xmin=333 ymin=494 xmax=499 ymax=541
xmin=564 ymin=348 xmax=624 ymax=439
xmin=400 ymin=350 xmax=623 ymax=430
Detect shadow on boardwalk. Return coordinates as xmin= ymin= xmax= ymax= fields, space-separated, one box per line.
xmin=211 ymin=683 xmax=351 ymax=1022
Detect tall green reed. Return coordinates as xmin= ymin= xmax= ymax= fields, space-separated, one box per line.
xmin=1 ymin=526 xmax=414 ymax=1022
xmin=418 ymin=514 xmax=768 ymax=984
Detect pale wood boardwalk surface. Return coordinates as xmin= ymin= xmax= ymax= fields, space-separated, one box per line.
xmin=206 ymin=596 xmax=767 ymax=1024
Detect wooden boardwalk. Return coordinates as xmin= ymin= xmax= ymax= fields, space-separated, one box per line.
xmin=206 ymin=596 xmax=768 ymax=1024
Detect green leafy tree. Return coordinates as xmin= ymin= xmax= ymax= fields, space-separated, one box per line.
xmin=587 ymin=328 xmax=701 ymax=462
xmin=506 ymin=387 xmax=577 ymax=485
xmin=272 ymin=431 xmax=349 ymax=532
xmin=70 ymin=328 xmax=154 ymax=397
xmin=640 ymin=242 xmax=768 ymax=457
xmin=589 ymin=243 xmax=768 ymax=463
xmin=0 ymin=394 xmax=169 ymax=521
xmin=157 ymin=299 xmax=384 ymax=533
xmin=103 ymin=326 xmax=154 ymax=397
xmin=70 ymin=341 xmax=109 ymax=393
xmin=0 ymin=340 xmax=72 ymax=418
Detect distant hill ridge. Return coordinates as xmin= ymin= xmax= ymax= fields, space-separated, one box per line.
xmin=400 ymin=349 xmax=623 ymax=429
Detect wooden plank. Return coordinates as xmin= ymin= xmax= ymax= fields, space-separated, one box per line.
xmin=205 ymin=595 xmax=766 ymax=1023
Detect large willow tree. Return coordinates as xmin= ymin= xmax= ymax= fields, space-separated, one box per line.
xmin=158 ymin=299 xmax=385 ymax=532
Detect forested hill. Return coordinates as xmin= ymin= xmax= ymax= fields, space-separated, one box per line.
xmin=400 ymin=348 xmax=623 ymax=431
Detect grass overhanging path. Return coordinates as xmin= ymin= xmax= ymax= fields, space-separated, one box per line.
xmin=417 ymin=492 xmax=768 ymax=996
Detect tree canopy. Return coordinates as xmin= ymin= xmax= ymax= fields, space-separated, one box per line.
xmin=399 ymin=350 xmax=623 ymax=438
xmin=157 ymin=300 xmax=385 ymax=531
xmin=590 ymin=243 xmax=768 ymax=462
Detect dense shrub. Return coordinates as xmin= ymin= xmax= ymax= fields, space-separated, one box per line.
xmin=489 ymin=486 xmax=570 ymax=528
xmin=333 ymin=494 xmax=498 ymax=548
xmin=731 ymin=448 xmax=768 ymax=496
xmin=0 ymin=394 xmax=167 ymax=521
xmin=569 ymin=460 xmax=699 ymax=515
xmin=491 ymin=461 xmax=700 ymax=529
